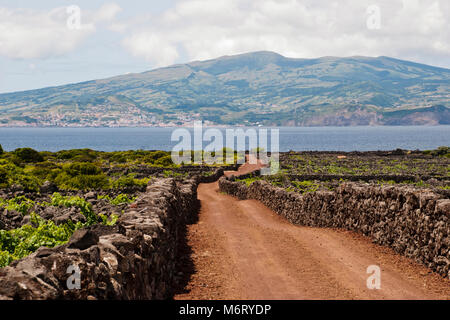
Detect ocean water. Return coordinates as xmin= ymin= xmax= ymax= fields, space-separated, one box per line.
xmin=0 ymin=126 xmax=449 ymax=152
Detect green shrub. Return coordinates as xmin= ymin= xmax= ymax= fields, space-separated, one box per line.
xmin=8 ymin=154 xmax=23 ymax=167
xmin=111 ymin=175 xmax=135 ymax=188
xmin=53 ymin=162 xmax=108 ymax=190
xmin=111 ymin=194 xmax=136 ymax=205
xmin=0 ymin=196 xmax=35 ymax=215
xmin=0 ymin=192 xmax=124 ymax=267
xmin=0 ymin=201 xmax=121 ymax=267
xmin=154 ymin=155 xmax=174 ymax=167
xmin=291 ymin=180 xmax=320 ymax=194
xmin=431 ymin=146 xmax=450 ymax=157
xmin=51 ymin=193 xmax=98 ymax=225
xmin=55 ymin=172 xmax=109 ymax=190
xmin=62 ymin=162 xmax=102 ymax=176
xmin=100 ymin=214 xmax=119 ymax=226
xmin=0 ymin=144 xmax=3 ymax=155
xmin=0 ymin=212 xmax=77 ymax=268
xmin=55 ymin=149 xmax=98 ymax=161
xmin=110 ymin=174 xmax=149 ymax=189
xmin=109 ymin=153 xmax=128 ymax=163
xmin=237 ymin=176 xmax=261 ymax=186
xmin=98 ymin=194 xmax=136 ymax=205
xmin=0 ymin=166 xmax=7 ymax=186
xmin=71 ymin=155 xmax=96 ymax=162
xmin=16 ymin=175 xmax=41 ymax=192
xmin=13 ymin=148 xmax=44 ymax=163
xmin=71 ymin=174 xmax=109 ymax=190
xmin=146 ymin=151 xmax=169 ymax=162
xmin=27 ymin=162 xmax=59 ymax=180
xmin=0 ymin=162 xmax=22 ymax=187
xmin=163 ymin=170 xmax=188 ymax=178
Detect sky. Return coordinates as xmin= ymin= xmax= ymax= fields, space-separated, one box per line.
xmin=0 ymin=0 xmax=449 ymax=94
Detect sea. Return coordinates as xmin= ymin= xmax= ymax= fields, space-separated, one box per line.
xmin=0 ymin=126 xmax=449 ymax=152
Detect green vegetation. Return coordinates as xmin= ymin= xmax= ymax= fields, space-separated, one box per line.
xmin=0 ymin=213 xmax=75 ymax=267
xmin=282 ymin=150 xmax=449 ymax=178
xmin=50 ymin=193 xmax=98 ymax=225
xmin=0 ymin=191 xmax=132 ymax=268
xmin=423 ymin=146 xmax=450 ymax=158
xmin=0 ymin=146 xmax=242 ymax=268
xmin=0 ymin=196 xmax=35 ymax=215
xmin=98 ymin=194 xmax=137 ymax=205
xmin=163 ymin=170 xmax=189 ymax=178
xmin=236 ymin=148 xmax=449 ymax=195
xmin=289 ymin=180 xmax=320 ymax=194
xmin=54 ymin=162 xmax=109 ymax=190
xmin=237 ymin=175 xmax=328 ymax=194
xmin=237 ymin=176 xmax=262 ymax=187
xmin=109 ymin=174 xmax=150 ymax=190
xmin=13 ymin=148 xmax=44 ymax=163
xmin=0 ymin=147 xmax=244 ymax=192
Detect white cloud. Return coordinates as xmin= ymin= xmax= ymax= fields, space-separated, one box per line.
xmin=1 ymin=0 xmax=448 ymax=69
xmin=0 ymin=3 xmax=123 ymax=60
xmin=95 ymin=3 xmax=123 ymax=22
xmin=120 ymin=0 xmax=450 ymax=68
xmin=0 ymin=7 xmax=94 ymax=59
xmin=122 ymin=33 xmax=179 ymax=67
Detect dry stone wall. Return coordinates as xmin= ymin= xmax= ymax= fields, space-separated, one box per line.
xmin=0 ymin=167 xmax=228 ymax=300
xmin=219 ymin=176 xmax=450 ymax=278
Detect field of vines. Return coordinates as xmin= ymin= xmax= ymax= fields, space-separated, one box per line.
xmin=0 ymin=145 xmax=239 ymax=267
xmin=238 ymin=147 xmax=450 ymax=194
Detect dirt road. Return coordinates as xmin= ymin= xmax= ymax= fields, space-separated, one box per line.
xmin=174 ymin=160 xmax=450 ymax=300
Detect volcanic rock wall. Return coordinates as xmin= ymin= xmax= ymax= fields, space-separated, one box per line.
xmin=219 ymin=177 xmax=450 ymax=278
xmin=0 ymin=174 xmax=207 ymax=300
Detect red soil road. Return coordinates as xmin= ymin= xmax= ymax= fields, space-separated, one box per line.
xmin=174 ymin=158 xmax=450 ymax=300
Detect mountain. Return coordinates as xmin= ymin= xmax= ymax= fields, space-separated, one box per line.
xmin=0 ymin=51 xmax=449 ymax=127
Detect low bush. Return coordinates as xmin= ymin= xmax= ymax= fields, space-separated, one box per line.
xmin=55 ymin=149 xmax=99 ymax=161
xmin=110 ymin=174 xmax=150 ymax=189
xmin=62 ymin=162 xmax=102 ymax=176
xmin=53 ymin=162 xmax=108 ymax=190
xmin=154 ymin=155 xmax=174 ymax=167
xmin=14 ymin=175 xmax=41 ymax=192
xmin=0 ymin=167 xmax=7 ymax=186
xmin=0 ymin=196 xmax=35 ymax=215
xmin=55 ymin=172 xmax=109 ymax=191
xmin=51 ymin=193 xmax=98 ymax=226
xmin=146 ymin=151 xmax=169 ymax=162
xmin=13 ymin=148 xmax=44 ymax=163
xmin=26 ymin=162 xmax=59 ymax=180
xmin=98 ymin=194 xmax=136 ymax=205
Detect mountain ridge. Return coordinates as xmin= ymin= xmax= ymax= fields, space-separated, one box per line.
xmin=0 ymin=51 xmax=449 ymax=127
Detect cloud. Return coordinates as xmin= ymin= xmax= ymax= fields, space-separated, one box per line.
xmin=95 ymin=3 xmax=123 ymax=22
xmin=0 ymin=3 xmax=122 ymax=60
xmin=122 ymin=33 xmax=179 ymax=67
xmin=120 ymin=0 xmax=450 ymax=68
xmin=0 ymin=7 xmax=93 ymax=59
xmin=1 ymin=0 xmax=448 ymax=69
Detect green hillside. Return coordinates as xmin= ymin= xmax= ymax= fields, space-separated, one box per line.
xmin=0 ymin=51 xmax=449 ymax=126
